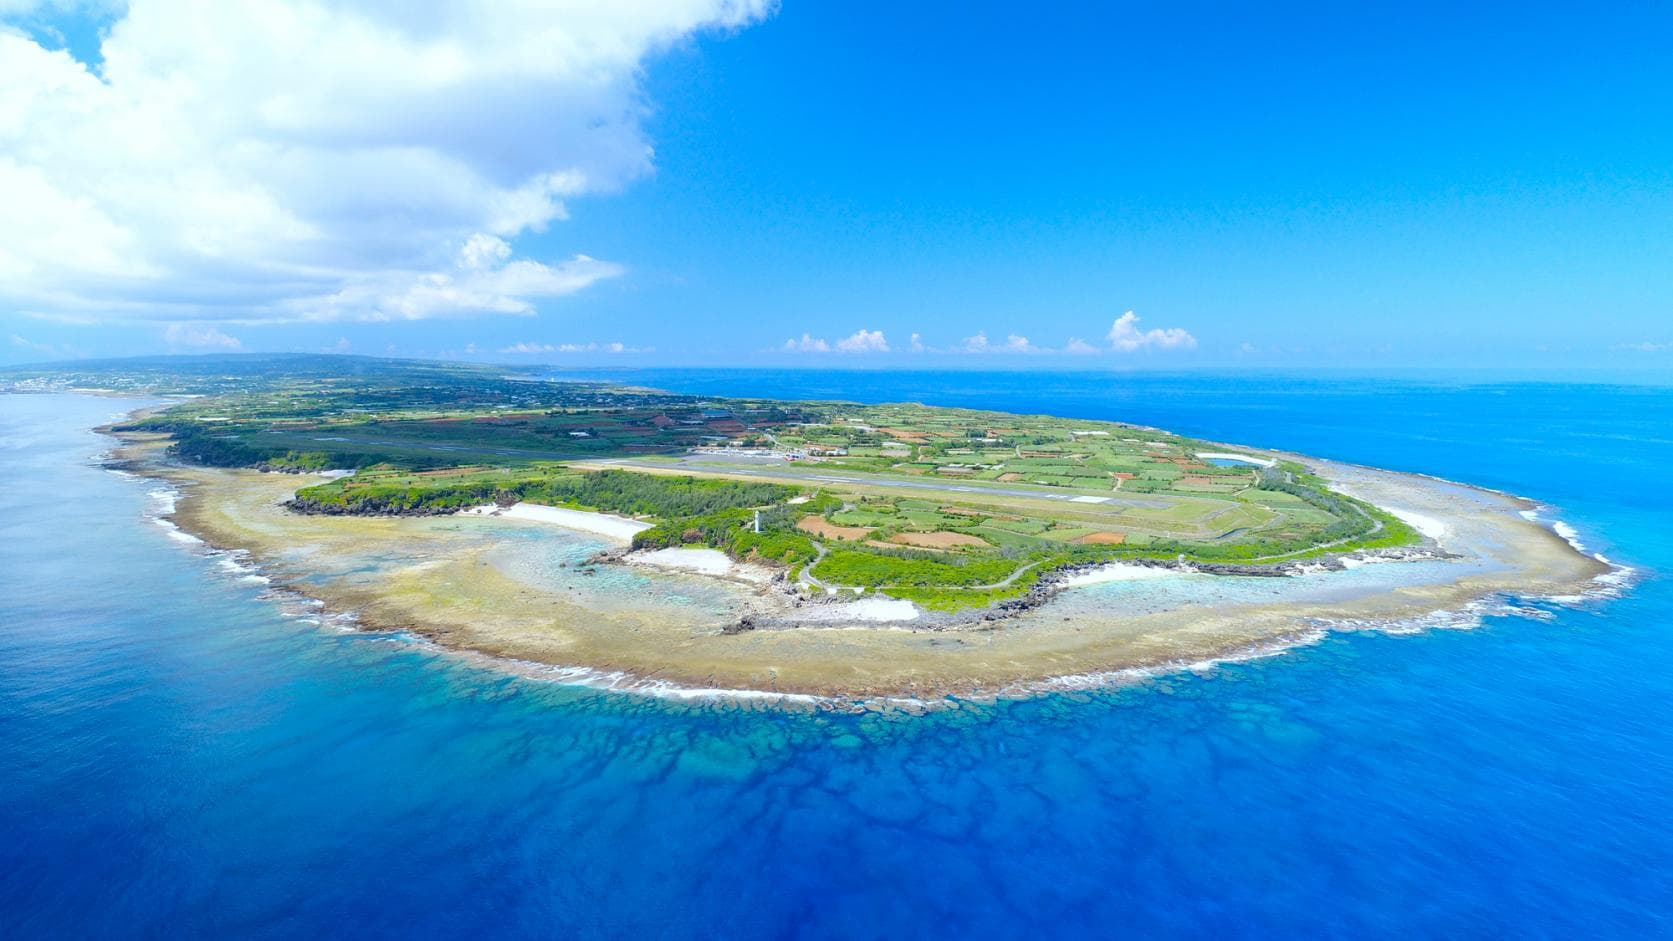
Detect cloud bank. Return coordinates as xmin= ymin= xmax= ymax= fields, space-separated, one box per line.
xmin=0 ymin=0 xmax=772 ymax=324
xmin=780 ymin=315 xmax=1197 ymax=357
xmin=498 ymin=340 xmax=648 ymax=354
xmin=163 ymin=323 xmax=242 ymax=350
xmin=782 ymin=328 xmax=888 ymax=353
xmin=1107 ymin=311 xmax=1197 ymax=351
xmin=835 ymin=328 xmax=889 ymax=353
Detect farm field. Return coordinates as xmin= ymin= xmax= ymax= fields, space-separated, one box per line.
xmin=80 ymin=356 xmax=1420 ymax=609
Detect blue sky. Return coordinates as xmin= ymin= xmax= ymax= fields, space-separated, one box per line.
xmin=3 ymin=1 xmax=1670 ymax=369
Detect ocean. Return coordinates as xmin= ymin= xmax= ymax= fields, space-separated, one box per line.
xmin=2 ymin=372 xmax=1669 ymax=937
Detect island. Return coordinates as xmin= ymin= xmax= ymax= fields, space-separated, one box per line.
xmin=8 ymin=355 xmax=1615 ymax=699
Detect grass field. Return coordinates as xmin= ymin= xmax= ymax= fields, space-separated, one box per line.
xmin=89 ymin=357 xmax=1420 ymax=610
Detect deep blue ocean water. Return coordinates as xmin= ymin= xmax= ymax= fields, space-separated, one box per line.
xmin=3 ymin=373 xmax=1671 ymax=938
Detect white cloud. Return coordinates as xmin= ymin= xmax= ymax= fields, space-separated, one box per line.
xmin=1616 ymin=341 xmax=1666 ymax=353
xmin=8 ymin=332 xmax=75 ymax=356
xmin=163 ymin=323 xmax=242 ymax=349
xmin=498 ymin=340 xmax=646 ymax=354
xmin=1107 ymin=311 xmax=1197 ymax=352
xmin=835 ymin=328 xmax=889 ymax=353
xmin=960 ymin=331 xmax=1040 ymax=353
xmin=782 ymin=328 xmax=890 ymax=354
xmin=285 ymin=240 xmax=623 ymax=322
xmin=909 ymin=332 xmax=925 ymax=352
xmin=1063 ymin=337 xmax=1098 ymax=354
xmin=0 ymin=0 xmax=772 ymax=323
xmin=782 ymin=333 xmax=831 ymax=353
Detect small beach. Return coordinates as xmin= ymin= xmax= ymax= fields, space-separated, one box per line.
xmin=460 ymin=502 xmax=652 ymax=541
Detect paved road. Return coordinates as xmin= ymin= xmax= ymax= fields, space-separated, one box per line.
xmin=287 ymin=433 xmax=581 ymax=462
xmin=590 ymin=457 xmax=1175 ymax=509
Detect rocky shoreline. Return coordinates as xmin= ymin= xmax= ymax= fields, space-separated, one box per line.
xmin=113 ymin=428 xmax=1617 ymax=699
xmin=274 ymin=479 xmax=1466 ymax=637
xmin=705 ymin=544 xmax=1458 ymax=634
xmin=266 ymin=462 xmax=1466 ymax=637
xmin=283 ymin=496 xmax=486 ymax=517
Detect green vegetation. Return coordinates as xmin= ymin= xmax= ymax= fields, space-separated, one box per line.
xmin=633 ymin=500 xmax=832 ymax=568
xmin=292 ymin=465 xmax=798 ymax=519
xmin=812 ymin=548 xmax=1021 ymax=589
xmin=29 ymin=353 xmax=1426 ymax=611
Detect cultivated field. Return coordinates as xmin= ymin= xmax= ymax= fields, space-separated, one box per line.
xmin=92 ymin=358 xmax=1419 ymax=610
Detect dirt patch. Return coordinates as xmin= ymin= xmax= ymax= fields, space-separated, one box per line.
xmin=879 ymin=427 xmax=929 ymax=442
xmin=796 ymin=516 xmax=873 ymax=541
xmin=996 ymin=472 xmax=1023 ymax=482
xmin=1073 ymin=531 xmax=1128 ymax=545
xmin=889 ymin=531 xmax=991 ymax=549
xmin=940 ymin=506 xmax=1019 ymax=521
xmin=402 ymin=465 xmax=493 ymax=478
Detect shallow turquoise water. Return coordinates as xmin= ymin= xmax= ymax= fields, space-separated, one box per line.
xmin=3 ymin=376 xmax=1671 ymax=937
xmin=1050 ymin=556 xmax=1494 ymax=620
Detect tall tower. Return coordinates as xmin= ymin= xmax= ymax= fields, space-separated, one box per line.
xmin=753 ymin=510 xmax=762 ymax=534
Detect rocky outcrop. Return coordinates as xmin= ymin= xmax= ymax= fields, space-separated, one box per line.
xmin=282 ymin=497 xmax=462 ymax=517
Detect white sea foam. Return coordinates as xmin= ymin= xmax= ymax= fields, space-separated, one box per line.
xmin=135 ymin=483 xmax=209 ymax=548
xmin=1516 ymin=508 xmax=1634 ymax=597
xmin=442 ymin=649 xmax=872 ymax=709
xmin=1518 ymin=506 xmax=1589 ymax=553
xmin=1552 ymin=520 xmax=1586 ymax=552
xmin=1021 ymin=626 xmax=1331 ymax=694
xmin=1060 ymin=563 xmax=1182 ymax=588
xmin=147 ymin=487 xmax=178 ymax=514
xmin=1581 ymin=561 xmax=1637 ymax=600
xmin=1286 ymin=560 xmax=1336 ymax=575
xmin=160 ymin=524 xmax=202 ymax=545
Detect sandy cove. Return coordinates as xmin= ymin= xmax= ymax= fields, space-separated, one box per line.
xmin=113 ymin=430 xmax=1616 ymax=700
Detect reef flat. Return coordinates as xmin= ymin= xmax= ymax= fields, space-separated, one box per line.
xmin=116 ymin=431 xmax=1611 ymax=699
xmin=30 ymin=355 xmax=1609 ymax=699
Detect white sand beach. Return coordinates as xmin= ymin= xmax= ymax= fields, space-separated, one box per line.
xmin=627 ymin=547 xmax=773 ymax=584
xmin=1195 ymin=451 xmax=1277 ymax=467
xmin=1386 ymin=507 xmax=1449 ymax=540
xmin=792 ymin=597 xmax=922 ymax=623
xmin=459 ymin=502 xmax=651 ymax=541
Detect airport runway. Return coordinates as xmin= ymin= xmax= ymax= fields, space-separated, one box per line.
xmin=591 ymin=456 xmax=1174 ymax=509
